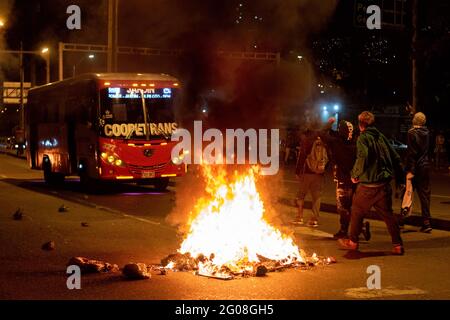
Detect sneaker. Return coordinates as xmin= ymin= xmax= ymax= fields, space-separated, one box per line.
xmin=362 ymin=221 xmax=371 ymax=241
xmin=392 ymin=245 xmax=405 ymax=255
xmin=307 ymin=219 xmax=319 ymax=228
xmin=420 ymin=225 xmax=432 ymax=233
xmin=333 ymin=230 xmax=348 ymax=239
xmin=338 ymin=238 xmax=358 ymax=250
xmin=291 ymin=218 xmax=304 ymax=225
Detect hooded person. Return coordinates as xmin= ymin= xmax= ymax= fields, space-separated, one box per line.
xmin=318 ymin=118 xmax=371 ymax=240
xmin=403 ymin=112 xmax=432 ymax=233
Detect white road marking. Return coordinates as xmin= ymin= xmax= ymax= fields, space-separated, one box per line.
xmin=345 ymin=286 xmax=426 ymax=299
xmin=432 ymin=194 xmax=450 ymax=199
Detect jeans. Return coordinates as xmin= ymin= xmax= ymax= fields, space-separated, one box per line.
xmin=350 ymin=183 xmax=402 ymax=246
xmin=412 ymin=166 xmax=431 ymax=220
xmin=297 ymin=173 xmax=323 ymax=219
xmin=336 ymin=182 xmax=355 ymax=233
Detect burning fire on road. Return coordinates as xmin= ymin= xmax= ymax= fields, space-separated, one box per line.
xmin=161 ymin=166 xmax=335 ymax=280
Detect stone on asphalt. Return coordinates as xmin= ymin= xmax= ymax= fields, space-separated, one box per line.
xmin=122 ymin=263 xmax=151 ymax=280
xmin=13 ymin=208 xmax=23 ymax=220
xmin=58 ymin=205 xmax=69 ymax=212
xmin=255 ymin=265 xmax=268 ymax=277
xmin=41 ymin=241 xmax=55 ymax=251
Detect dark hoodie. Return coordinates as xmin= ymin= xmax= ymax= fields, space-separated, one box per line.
xmin=319 ymin=121 xmax=356 ymax=185
xmin=405 ymin=126 xmax=430 ymax=174
xmin=351 ymin=126 xmax=403 ymax=185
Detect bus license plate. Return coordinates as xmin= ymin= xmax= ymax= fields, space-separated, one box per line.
xmin=141 ymin=171 xmax=155 ymax=178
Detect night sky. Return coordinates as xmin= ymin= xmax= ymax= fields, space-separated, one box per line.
xmin=1 ymin=0 xmax=449 ymax=132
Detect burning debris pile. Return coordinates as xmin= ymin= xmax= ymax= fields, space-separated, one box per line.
xmin=159 ymin=251 xmax=335 ymax=280
xmin=161 ymin=166 xmax=336 ymax=280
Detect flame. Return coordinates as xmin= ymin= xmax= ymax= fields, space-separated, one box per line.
xmin=177 ymin=166 xmax=302 ymax=275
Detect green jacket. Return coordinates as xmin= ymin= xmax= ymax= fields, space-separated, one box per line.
xmin=351 ymin=127 xmax=402 ymax=184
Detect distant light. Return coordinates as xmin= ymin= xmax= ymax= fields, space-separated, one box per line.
xmin=333 ymin=104 xmax=340 ymax=111
xmin=320 ymin=90 xmax=325 ymax=94
xmin=297 ymin=55 xmax=303 ymax=60
xmin=323 ymin=106 xmax=328 ymax=112
xmin=88 ymin=54 xmax=95 ymax=59
xmin=202 ymin=108 xmax=207 ymax=113
xmin=41 ymin=47 xmax=49 ymax=54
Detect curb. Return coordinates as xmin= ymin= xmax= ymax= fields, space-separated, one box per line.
xmin=279 ymin=197 xmax=450 ymax=232
xmin=0 ymin=149 xmax=27 ymax=159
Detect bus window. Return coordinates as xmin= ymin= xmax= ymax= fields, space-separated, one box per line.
xmin=99 ymin=87 xmax=179 ymax=140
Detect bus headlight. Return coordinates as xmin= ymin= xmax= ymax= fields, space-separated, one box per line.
xmin=171 ymin=153 xmax=185 ymax=165
xmin=101 ymin=151 xmax=125 ymax=167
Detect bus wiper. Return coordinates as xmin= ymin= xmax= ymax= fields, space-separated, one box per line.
xmin=139 ymin=89 xmax=151 ymax=141
xmin=125 ymin=127 xmax=135 ymax=140
xmin=156 ymin=128 xmax=170 ymax=141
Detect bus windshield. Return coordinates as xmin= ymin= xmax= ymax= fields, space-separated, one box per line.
xmin=99 ymin=87 xmax=179 ymax=140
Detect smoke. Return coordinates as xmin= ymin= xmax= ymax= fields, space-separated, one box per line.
xmin=0 ymin=0 xmax=16 ymax=80
xmin=161 ymin=0 xmax=338 ymax=232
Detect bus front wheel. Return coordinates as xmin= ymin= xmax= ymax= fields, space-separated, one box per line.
xmin=153 ymin=178 xmax=169 ymax=191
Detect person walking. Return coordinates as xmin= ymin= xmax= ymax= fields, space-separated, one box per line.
xmin=434 ymin=132 xmax=446 ymax=170
xmin=403 ymin=112 xmax=432 ymax=233
xmin=292 ymin=130 xmax=328 ymax=227
xmin=339 ymin=111 xmax=405 ymax=255
xmin=320 ymin=118 xmax=371 ymax=241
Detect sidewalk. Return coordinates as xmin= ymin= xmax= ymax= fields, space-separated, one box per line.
xmin=0 ymin=147 xmax=26 ymax=159
xmin=279 ymin=165 xmax=450 ymax=231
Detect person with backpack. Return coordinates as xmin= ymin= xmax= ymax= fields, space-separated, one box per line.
xmin=292 ymin=130 xmax=328 ymax=227
xmin=339 ymin=111 xmax=405 ymax=255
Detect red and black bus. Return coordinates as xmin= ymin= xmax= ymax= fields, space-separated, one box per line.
xmin=26 ymin=73 xmax=186 ymax=190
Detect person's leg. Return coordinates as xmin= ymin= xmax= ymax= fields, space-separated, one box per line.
xmin=348 ymin=185 xmax=375 ymax=244
xmin=335 ymin=182 xmax=352 ymax=236
xmin=309 ymin=174 xmax=323 ymax=223
xmin=414 ymin=166 xmax=432 ymax=231
xmin=284 ymin=147 xmax=290 ymax=164
xmin=372 ymin=184 xmax=403 ymax=247
xmin=294 ymin=174 xmax=310 ymax=223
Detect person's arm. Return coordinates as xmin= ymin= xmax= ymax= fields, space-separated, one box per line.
xmin=351 ymin=136 xmax=368 ymax=182
xmin=404 ymin=130 xmax=417 ymax=175
xmin=295 ymin=140 xmax=308 ymax=176
xmin=383 ymin=135 xmax=405 ymax=184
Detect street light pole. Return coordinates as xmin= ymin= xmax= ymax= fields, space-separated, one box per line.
xmin=19 ymin=42 xmax=24 ymax=131
xmin=45 ymin=52 xmax=50 ymax=84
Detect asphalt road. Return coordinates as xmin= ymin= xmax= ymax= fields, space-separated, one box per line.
xmin=1 ymin=154 xmax=450 ymax=300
